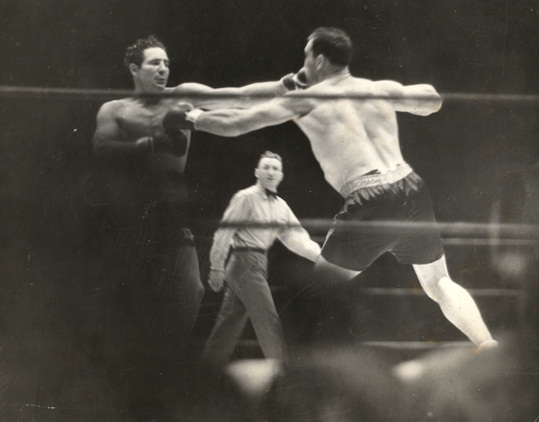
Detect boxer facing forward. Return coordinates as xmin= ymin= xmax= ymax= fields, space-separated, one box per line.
xmin=92 ymin=35 xmax=294 ymax=360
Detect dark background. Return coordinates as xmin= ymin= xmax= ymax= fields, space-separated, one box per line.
xmin=1 ymin=0 xmax=538 ymax=265
xmin=0 ymin=0 xmax=538 ymax=420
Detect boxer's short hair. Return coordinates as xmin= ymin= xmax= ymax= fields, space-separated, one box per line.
xmin=124 ymin=35 xmax=166 ymax=70
xmin=308 ymin=27 xmax=352 ymax=67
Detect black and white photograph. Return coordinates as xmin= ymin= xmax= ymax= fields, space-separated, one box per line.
xmin=0 ymin=1 xmax=538 ymax=420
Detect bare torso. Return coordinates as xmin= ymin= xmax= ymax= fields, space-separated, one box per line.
xmin=113 ymin=96 xmax=191 ymax=174
xmin=295 ymin=75 xmax=405 ymax=192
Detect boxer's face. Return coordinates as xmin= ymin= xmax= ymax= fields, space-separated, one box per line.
xmin=132 ymin=47 xmax=170 ymax=92
xmin=255 ymin=157 xmax=283 ymax=192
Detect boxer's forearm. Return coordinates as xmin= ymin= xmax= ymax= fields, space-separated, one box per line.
xmin=190 ymin=99 xmax=298 ymax=137
xmin=92 ymin=136 xmax=151 ymax=158
xmin=194 ymin=108 xmax=272 ymax=137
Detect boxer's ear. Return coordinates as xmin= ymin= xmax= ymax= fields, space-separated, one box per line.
xmin=129 ymin=63 xmax=139 ymax=76
xmin=315 ymin=54 xmax=326 ymax=70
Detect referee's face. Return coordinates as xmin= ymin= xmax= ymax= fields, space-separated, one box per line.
xmin=255 ymin=157 xmax=283 ymax=192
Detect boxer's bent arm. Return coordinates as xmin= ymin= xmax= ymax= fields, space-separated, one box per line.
xmin=194 ymin=96 xmax=312 ymax=137
xmin=92 ymin=102 xmax=147 ymax=158
xmin=374 ymin=81 xmax=443 ymax=116
xmin=175 ymin=81 xmax=287 ymax=110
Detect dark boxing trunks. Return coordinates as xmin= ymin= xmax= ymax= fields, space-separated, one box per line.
xmin=321 ymin=163 xmax=444 ymax=271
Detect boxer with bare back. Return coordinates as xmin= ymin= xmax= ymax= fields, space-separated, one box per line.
xmin=170 ymin=27 xmax=497 ymax=350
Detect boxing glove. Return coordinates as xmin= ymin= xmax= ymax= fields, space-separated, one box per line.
xmin=163 ymin=102 xmax=196 ymax=131
xmin=280 ymin=68 xmax=308 ymax=91
xmin=143 ymin=129 xmax=187 ymax=156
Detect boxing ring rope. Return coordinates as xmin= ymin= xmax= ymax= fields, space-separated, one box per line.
xmin=2 ymin=85 xmax=539 ymax=104
xmin=1 ymin=63 xmax=536 ymax=422
xmin=0 ymin=86 xmax=539 ymax=246
xmin=2 ymin=84 xmax=536 ymax=411
xmin=4 ymin=84 xmax=538 ymax=245
xmin=192 ymin=218 xmax=532 ymax=314
xmin=195 ymin=220 xmax=539 ymax=240
xmin=201 ymin=219 xmax=531 ymax=310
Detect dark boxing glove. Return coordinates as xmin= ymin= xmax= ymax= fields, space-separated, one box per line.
xmin=151 ymin=129 xmax=188 ymax=157
xmin=142 ymin=102 xmax=196 ymax=156
xmin=280 ymin=68 xmax=308 ymax=91
xmin=135 ymin=133 xmax=187 ymax=156
xmin=163 ymin=102 xmax=196 ymax=131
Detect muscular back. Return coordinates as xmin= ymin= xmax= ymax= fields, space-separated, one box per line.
xmin=181 ymin=73 xmax=440 ymax=193
xmin=295 ymin=76 xmax=404 ymax=192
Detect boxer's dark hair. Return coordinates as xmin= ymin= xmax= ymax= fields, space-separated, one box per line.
xmin=124 ymin=35 xmax=166 ymax=70
xmin=308 ymin=27 xmax=352 ymax=67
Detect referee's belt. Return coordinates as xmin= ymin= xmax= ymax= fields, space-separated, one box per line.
xmin=232 ymin=247 xmax=267 ymax=254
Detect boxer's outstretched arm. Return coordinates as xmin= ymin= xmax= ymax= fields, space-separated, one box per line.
xmin=173 ymin=80 xmax=288 ymax=110
xmin=373 ymin=80 xmax=443 ymax=116
xmin=192 ymin=96 xmax=313 ymax=137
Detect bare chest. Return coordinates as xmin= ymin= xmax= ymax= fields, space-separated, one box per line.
xmin=117 ymin=101 xmax=171 ymax=140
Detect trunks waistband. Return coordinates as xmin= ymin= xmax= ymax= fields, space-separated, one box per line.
xmin=232 ymin=247 xmax=267 ymax=254
xmin=339 ymin=163 xmax=413 ymax=198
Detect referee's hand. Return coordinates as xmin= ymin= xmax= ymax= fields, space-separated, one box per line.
xmin=208 ymin=269 xmax=225 ymax=292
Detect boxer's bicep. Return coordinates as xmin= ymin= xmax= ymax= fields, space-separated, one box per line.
xmin=93 ymin=103 xmax=121 ymax=147
xmin=374 ymin=81 xmax=442 ymax=116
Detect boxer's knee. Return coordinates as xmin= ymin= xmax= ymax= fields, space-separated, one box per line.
xmin=421 ymin=275 xmax=464 ymax=304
